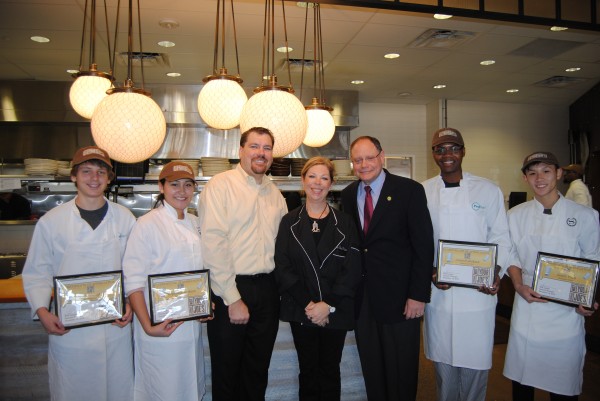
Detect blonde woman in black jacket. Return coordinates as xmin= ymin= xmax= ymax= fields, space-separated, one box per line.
xmin=274 ymin=156 xmax=362 ymax=401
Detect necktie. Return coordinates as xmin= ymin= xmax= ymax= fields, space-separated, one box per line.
xmin=364 ymin=185 xmax=373 ymax=234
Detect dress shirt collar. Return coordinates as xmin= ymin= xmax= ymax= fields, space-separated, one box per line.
xmin=359 ymin=169 xmax=385 ymax=197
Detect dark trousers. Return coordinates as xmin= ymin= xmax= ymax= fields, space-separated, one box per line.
xmin=512 ymin=381 xmax=579 ymax=401
xmin=354 ymin=290 xmax=421 ymax=401
xmin=207 ymin=273 xmax=280 ymax=401
xmin=289 ymin=321 xmax=347 ymax=401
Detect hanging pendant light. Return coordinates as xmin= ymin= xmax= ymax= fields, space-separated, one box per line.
xmin=300 ymin=3 xmax=335 ymax=147
xmin=91 ymin=0 xmax=166 ymax=164
xmin=197 ymin=0 xmax=247 ymax=130
xmin=69 ymin=0 xmax=114 ymax=119
xmin=239 ymin=0 xmax=307 ymax=158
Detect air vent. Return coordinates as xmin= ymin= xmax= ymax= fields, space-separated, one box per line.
xmin=277 ymin=58 xmax=328 ymax=73
xmin=533 ymin=75 xmax=587 ymax=88
xmin=117 ymin=52 xmax=170 ymax=68
xmin=409 ymin=29 xmax=476 ymax=48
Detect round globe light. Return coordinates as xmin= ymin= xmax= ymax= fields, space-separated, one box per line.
xmin=69 ymin=74 xmax=112 ymax=119
xmin=198 ymin=77 xmax=248 ymax=130
xmin=91 ymin=91 xmax=166 ymax=163
xmin=240 ymin=89 xmax=308 ymax=157
xmin=303 ymin=108 xmax=335 ymax=147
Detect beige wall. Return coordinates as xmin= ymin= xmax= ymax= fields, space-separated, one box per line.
xmin=352 ymin=99 xmax=570 ymax=203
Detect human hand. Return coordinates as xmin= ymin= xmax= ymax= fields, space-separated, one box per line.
xmin=514 ymin=283 xmax=547 ymax=304
xmin=576 ymin=302 xmax=598 ymax=317
xmin=229 ymin=299 xmax=250 ymax=324
xmin=305 ymin=302 xmax=330 ymax=326
xmin=479 ymin=272 xmax=501 ymax=296
xmin=37 ymin=307 xmax=69 ymax=336
xmin=113 ymin=303 xmax=133 ymax=327
xmin=144 ymin=319 xmax=183 ymax=337
xmin=432 ymin=271 xmax=451 ymax=291
xmin=403 ymin=298 xmax=425 ymax=319
xmin=198 ymin=302 xmax=216 ymax=322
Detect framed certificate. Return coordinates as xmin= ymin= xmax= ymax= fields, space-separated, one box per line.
xmin=532 ymin=252 xmax=599 ymax=309
xmin=53 ymin=271 xmax=124 ymax=329
xmin=148 ymin=269 xmax=212 ymax=325
xmin=436 ymin=239 xmax=498 ymax=289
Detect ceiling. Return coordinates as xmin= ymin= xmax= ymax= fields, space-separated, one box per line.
xmin=1 ymin=0 xmax=600 ymax=107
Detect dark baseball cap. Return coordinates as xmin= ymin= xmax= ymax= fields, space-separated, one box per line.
xmin=432 ymin=127 xmax=464 ymax=148
xmin=521 ymin=151 xmax=560 ymax=173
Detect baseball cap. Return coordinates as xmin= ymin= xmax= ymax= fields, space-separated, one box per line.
xmin=521 ymin=151 xmax=560 ymax=173
xmin=159 ymin=161 xmax=196 ymax=181
xmin=561 ymin=163 xmax=583 ymax=175
xmin=72 ymin=146 xmax=112 ymax=168
xmin=432 ymin=127 xmax=464 ymax=148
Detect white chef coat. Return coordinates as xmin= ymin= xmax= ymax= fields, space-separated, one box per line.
xmin=565 ymin=178 xmax=593 ymax=208
xmin=22 ymin=199 xmax=135 ymax=401
xmin=422 ymin=173 xmax=511 ymax=370
xmin=123 ymin=202 xmax=206 ymax=401
xmin=503 ymin=195 xmax=600 ymax=396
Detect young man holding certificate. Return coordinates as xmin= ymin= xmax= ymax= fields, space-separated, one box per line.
xmin=22 ymin=146 xmax=135 ymax=401
xmin=503 ymin=151 xmax=599 ymax=400
xmin=421 ymin=128 xmax=512 ymax=401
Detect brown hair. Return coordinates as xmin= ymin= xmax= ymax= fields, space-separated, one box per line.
xmin=240 ymin=127 xmax=275 ymax=147
xmin=70 ymin=159 xmax=115 ymax=183
xmin=301 ymin=157 xmax=336 ymax=181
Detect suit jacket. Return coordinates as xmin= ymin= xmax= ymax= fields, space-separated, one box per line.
xmin=274 ymin=205 xmax=362 ymax=330
xmin=341 ymin=170 xmax=434 ymax=324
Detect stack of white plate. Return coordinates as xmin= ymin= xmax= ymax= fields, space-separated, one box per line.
xmin=201 ymin=157 xmax=231 ymax=177
xmin=56 ymin=161 xmax=71 ymax=177
xmin=173 ymin=159 xmax=200 ymax=178
xmin=332 ymin=159 xmax=352 ymax=176
xmin=24 ymin=158 xmax=58 ymax=176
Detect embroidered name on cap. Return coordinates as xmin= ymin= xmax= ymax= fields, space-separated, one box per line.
xmin=438 ymin=129 xmax=458 ymax=138
xmin=83 ymin=148 xmax=106 ymax=158
xmin=526 ymin=153 xmax=548 ymax=162
xmin=174 ymin=165 xmax=193 ymax=174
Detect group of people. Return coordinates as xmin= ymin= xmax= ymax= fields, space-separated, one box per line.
xmin=21 ymin=125 xmax=598 ymax=401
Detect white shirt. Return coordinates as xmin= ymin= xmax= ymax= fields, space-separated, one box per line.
xmin=565 ymin=178 xmax=593 ymax=208
xmin=198 ymin=164 xmax=287 ymax=305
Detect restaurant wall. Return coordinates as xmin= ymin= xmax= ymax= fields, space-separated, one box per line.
xmin=352 ymin=100 xmax=570 ymax=200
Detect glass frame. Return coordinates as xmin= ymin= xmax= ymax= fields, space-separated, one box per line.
xmin=436 ymin=239 xmax=498 ymax=289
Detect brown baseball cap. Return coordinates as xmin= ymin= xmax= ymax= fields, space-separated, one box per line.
xmin=72 ymin=146 xmax=112 ymax=168
xmin=159 ymin=161 xmax=196 ymax=181
xmin=561 ymin=163 xmax=583 ymax=175
xmin=521 ymin=151 xmax=560 ymax=173
xmin=432 ymin=127 xmax=464 ymax=148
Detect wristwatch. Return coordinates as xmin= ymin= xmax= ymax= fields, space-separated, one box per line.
xmin=328 ymin=304 xmax=336 ymax=313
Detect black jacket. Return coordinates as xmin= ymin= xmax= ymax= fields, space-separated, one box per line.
xmin=341 ymin=170 xmax=434 ymax=324
xmin=274 ymin=205 xmax=362 ymax=330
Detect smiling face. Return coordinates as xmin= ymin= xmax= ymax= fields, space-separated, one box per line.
xmin=71 ymin=161 xmax=110 ymax=200
xmin=159 ymin=179 xmax=196 ymax=218
xmin=239 ymin=130 xmax=274 ymax=183
xmin=350 ymin=138 xmax=385 ymax=185
xmin=302 ymin=163 xmax=333 ymax=205
xmin=432 ymin=143 xmax=465 ymax=182
xmin=523 ymin=162 xmax=562 ymax=207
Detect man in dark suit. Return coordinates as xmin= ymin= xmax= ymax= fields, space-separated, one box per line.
xmin=341 ymin=136 xmax=434 ymax=401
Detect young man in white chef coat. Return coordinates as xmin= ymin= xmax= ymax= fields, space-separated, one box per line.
xmin=422 ymin=128 xmax=511 ymax=401
xmin=22 ymin=146 xmax=135 ymax=401
xmin=503 ymin=151 xmax=599 ymax=400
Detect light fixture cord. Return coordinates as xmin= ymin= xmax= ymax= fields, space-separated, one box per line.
xmin=231 ymin=0 xmax=241 ymax=75
xmin=77 ymin=0 xmax=89 ymax=71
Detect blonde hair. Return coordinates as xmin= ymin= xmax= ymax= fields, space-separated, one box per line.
xmin=301 ymin=157 xmax=336 ymax=181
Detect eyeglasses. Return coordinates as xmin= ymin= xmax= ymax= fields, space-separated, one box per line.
xmin=433 ymin=145 xmax=463 ymax=155
xmin=352 ymin=150 xmax=382 ymax=166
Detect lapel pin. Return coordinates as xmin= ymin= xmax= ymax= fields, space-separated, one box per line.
xmin=387 ymin=196 xmax=392 ymax=201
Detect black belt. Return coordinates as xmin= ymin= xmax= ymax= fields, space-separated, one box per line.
xmin=236 ymin=272 xmax=272 ymax=280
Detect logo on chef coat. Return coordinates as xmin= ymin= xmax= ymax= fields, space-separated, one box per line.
xmin=566 ymin=217 xmax=577 ymax=227
xmin=471 ymin=202 xmax=485 ymax=211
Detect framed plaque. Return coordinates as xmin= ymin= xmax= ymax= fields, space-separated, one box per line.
xmin=437 ymin=239 xmax=498 ymax=289
xmin=148 ymin=269 xmax=212 ymax=325
xmin=532 ymin=252 xmax=599 ymax=309
xmin=53 ymin=271 xmax=124 ymax=329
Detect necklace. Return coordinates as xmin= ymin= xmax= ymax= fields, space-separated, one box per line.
xmin=311 ymin=203 xmax=329 ymax=233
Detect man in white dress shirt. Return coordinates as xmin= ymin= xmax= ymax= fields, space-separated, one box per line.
xmin=562 ymin=163 xmax=592 ymax=207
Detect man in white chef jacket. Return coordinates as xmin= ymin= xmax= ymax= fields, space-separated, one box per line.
xmin=422 ymin=128 xmax=511 ymax=401
xmin=22 ymin=146 xmax=135 ymax=401
xmin=503 ymin=151 xmax=599 ymax=400
xmin=561 ymin=163 xmax=592 ymax=208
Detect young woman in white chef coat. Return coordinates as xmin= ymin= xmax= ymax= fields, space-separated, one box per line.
xmin=503 ymin=152 xmax=599 ymax=400
xmin=22 ymin=146 xmax=135 ymax=401
xmin=124 ymin=161 xmax=209 ymax=401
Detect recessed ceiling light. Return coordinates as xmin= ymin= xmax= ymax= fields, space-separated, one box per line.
xmin=30 ymin=36 xmax=50 ymax=43
xmin=159 ymin=19 xmax=180 ymax=29
xmin=433 ymin=84 xmax=446 ymax=89
xmin=66 ymin=69 xmax=79 ymax=74
xmin=384 ymin=53 xmax=400 ymax=59
xmin=277 ymin=46 xmax=293 ymax=53
xmin=397 ymin=92 xmax=412 ymax=97
xmin=296 ymin=2 xmax=314 ymax=8
xmin=565 ymin=67 xmax=581 ymax=72
xmin=480 ymin=60 xmax=496 ymax=66
xmin=506 ymin=89 xmax=519 ymax=93
xmin=158 ymin=41 xmax=175 ymax=48
xmin=550 ymin=26 xmax=568 ymax=31
xmin=351 ymin=80 xmax=364 ymax=85
xmin=434 ymin=14 xmax=453 ymax=20
xmin=166 ymin=72 xmax=181 ymax=77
